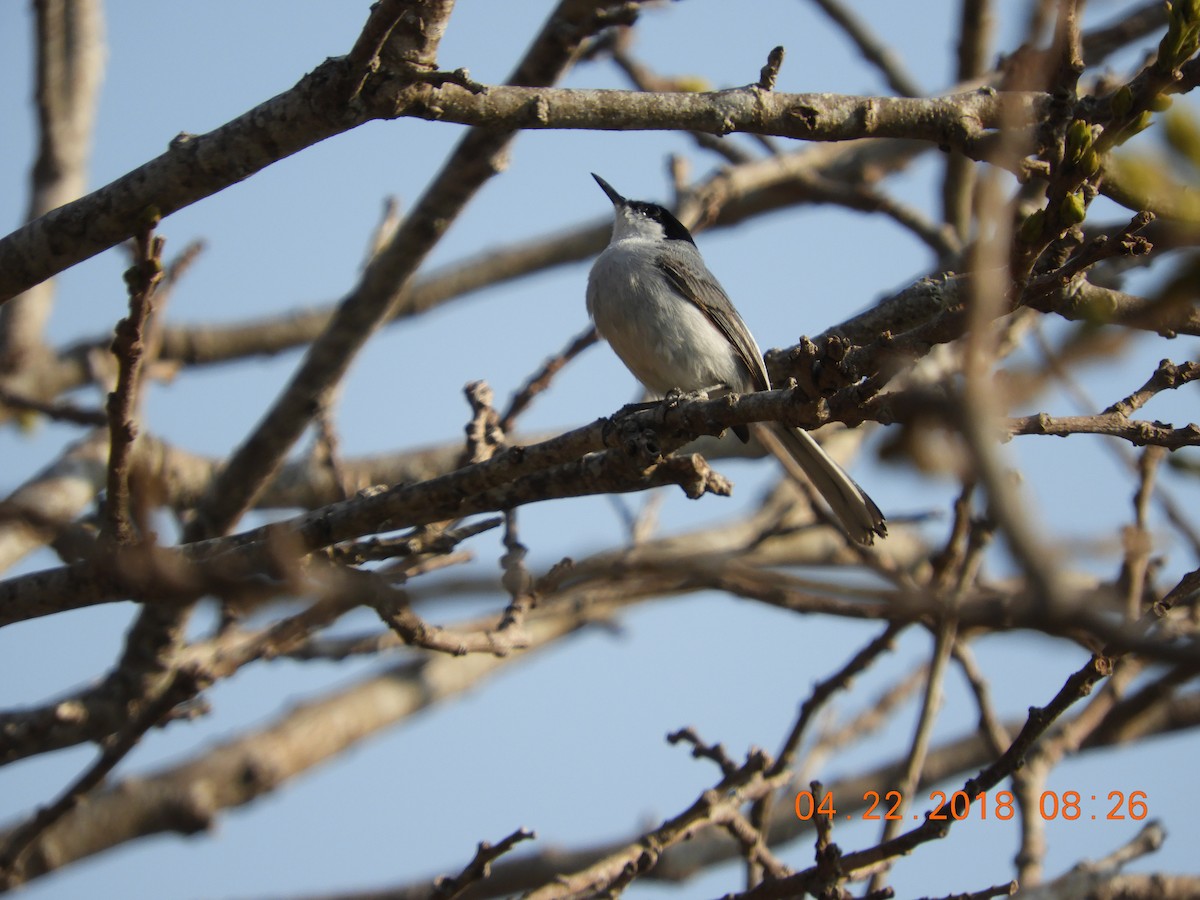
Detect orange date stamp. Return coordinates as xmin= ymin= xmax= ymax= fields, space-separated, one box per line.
xmin=794 ymin=789 xmax=1149 ymax=823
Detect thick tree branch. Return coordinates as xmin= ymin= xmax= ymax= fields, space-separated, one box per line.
xmin=0 ymin=84 xmax=1050 ymax=305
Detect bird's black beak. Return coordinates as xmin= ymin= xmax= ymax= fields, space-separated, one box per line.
xmin=591 ymin=173 xmax=625 ymax=207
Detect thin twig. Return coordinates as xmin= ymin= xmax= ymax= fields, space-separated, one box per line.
xmin=523 ymin=748 xmax=787 ymax=900
xmin=103 ymin=220 xmax=164 ymax=544
xmin=495 ymin=509 xmax=535 ymax=637
xmin=432 ymin=828 xmax=536 ymax=900
xmin=951 ymin=642 xmax=1010 ymax=758
xmin=667 ymin=726 xmax=739 ymax=778
xmin=942 ymin=0 xmax=993 ymax=241
xmin=500 ymin=327 xmax=598 ymax=432
xmin=868 ymin=613 xmax=958 ymax=894
xmin=311 ymin=389 xmax=350 ymax=503
xmin=748 ymin=620 xmax=904 ymax=875
xmin=0 ymin=387 xmax=106 ymax=426
xmin=1012 ymin=754 xmax=1050 ymax=885
xmin=367 ymin=568 xmax=532 ymax=657
xmin=920 ymin=881 xmax=1017 ymax=900
xmin=461 ymin=380 xmax=505 ymax=466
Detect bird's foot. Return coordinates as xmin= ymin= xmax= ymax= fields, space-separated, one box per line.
xmin=664 ymin=384 xmax=723 ymax=406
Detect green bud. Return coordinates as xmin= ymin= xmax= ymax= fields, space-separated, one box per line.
xmin=1185 ymin=24 xmax=1200 ymax=57
xmin=1059 ymin=191 xmax=1087 ymax=225
xmin=1081 ymin=148 xmax=1102 ymax=177
xmin=139 ymin=205 xmax=162 ymax=231
xmin=1017 ymin=208 xmax=1046 ymax=243
xmin=1065 ymin=119 xmax=1091 ymax=165
xmin=1167 ymin=0 xmax=1182 ymax=28
xmin=674 ymin=76 xmax=710 ymax=93
xmin=1113 ymin=110 xmax=1155 ymax=145
xmin=1150 ymin=94 xmax=1175 ymax=112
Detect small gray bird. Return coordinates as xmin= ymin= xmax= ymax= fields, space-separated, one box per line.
xmin=586 ymin=174 xmax=886 ymax=544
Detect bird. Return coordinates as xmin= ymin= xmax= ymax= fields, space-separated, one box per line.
xmin=585 ymin=173 xmax=886 ymax=544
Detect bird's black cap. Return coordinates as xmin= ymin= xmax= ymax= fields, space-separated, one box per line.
xmin=590 ymin=173 xmax=695 ymax=245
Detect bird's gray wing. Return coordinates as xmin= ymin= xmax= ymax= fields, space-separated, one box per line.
xmin=656 ymin=255 xmax=771 ymax=392
xmin=657 ymin=256 xmax=887 ymax=544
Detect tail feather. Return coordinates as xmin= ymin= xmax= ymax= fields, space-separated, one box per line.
xmin=753 ymin=422 xmax=887 ymax=545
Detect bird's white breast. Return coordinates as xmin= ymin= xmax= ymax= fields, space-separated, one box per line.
xmin=587 ymin=239 xmax=747 ymax=396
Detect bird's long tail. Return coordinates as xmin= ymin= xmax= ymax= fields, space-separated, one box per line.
xmin=753 ymin=422 xmax=887 ymax=545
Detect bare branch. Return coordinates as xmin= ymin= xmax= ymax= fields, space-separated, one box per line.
xmin=431 ymin=828 xmax=537 ymax=900
xmin=102 ymin=221 xmax=164 ymax=544
xmin=0 ymin=86 xmax=1052 ymax=305
xmin=0 ymin=0 xmax=105 ymax=369
xmin=0 ymin=666 xmax=206 ymax=888
xmin=0 ymin=614 xmax=579 ymax=887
